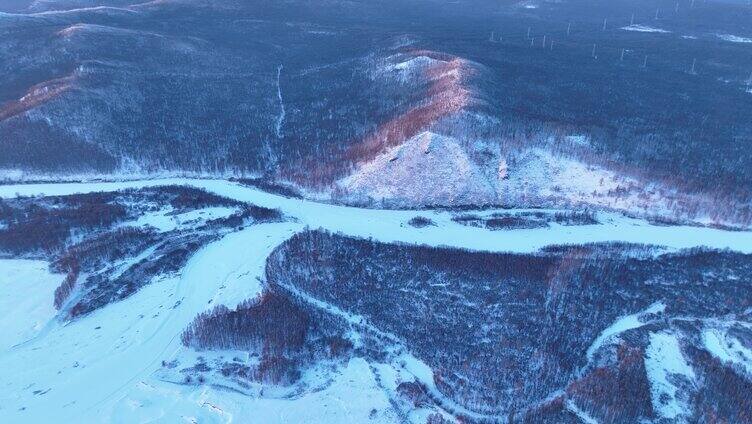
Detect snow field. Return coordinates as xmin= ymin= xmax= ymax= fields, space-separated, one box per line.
xmin=0 ymin=260 xmax=63 ymax=350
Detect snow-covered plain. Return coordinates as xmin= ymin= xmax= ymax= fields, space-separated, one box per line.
xmin=0 ymin=260 xmax=64 ymax=350
xmin=0 ymin=221 xmax=302 ymax=423
xmin=0 ymin=179 xmax=751 ymax=423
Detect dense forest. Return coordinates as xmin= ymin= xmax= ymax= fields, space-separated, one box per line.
xmin=256 ymin=230 xmax=752 ymax=422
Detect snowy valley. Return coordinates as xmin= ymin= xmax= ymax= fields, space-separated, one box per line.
xmin=0 ymin=179 xmax=750 ymax=423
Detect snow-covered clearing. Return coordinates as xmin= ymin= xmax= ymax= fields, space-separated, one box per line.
xmin=0 ymin=179 xmax=751 ymax=422
xmin=702 ymin=328 xmax=752 ymax=376
xmin=715 ymin=33 xmax=752 ymax=44
xmin=500 ymin=148 xmax=728 ymax=226
xmin=513 ymin=1 xmax=540 ymax=10
xmin=621 ymin=25 xmax=671 ymax=34
xmin=0 ymin=260 xmax=63 ymax=351
xmin=122 ymin=206 xmax=240 ymax=232
xmin=388 ymin=55 xmax=440 ymax=82
xmin=644 ymin=332 xmax=696 ymax=422
xmin=586 ymin=302 xmax=665 ymax=361
xmin=108 ymin=356 xmax=397 ymax=423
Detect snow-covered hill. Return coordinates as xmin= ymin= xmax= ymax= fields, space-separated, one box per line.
xmin=339 ymin=131 xmax=497 ymax=206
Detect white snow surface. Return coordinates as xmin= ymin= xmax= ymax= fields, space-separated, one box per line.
xmin=28 ymin=5 xmax=140 ymax=16
xmin=338 ymin=140 xmax=747 ymax=226
xmin=339 ymin=131 xmax=497 ymax=206
xmin=621 ymin=25 xmax=671 ymax=34
xmin=393 ymin=56 xmax=438 ymax=71
xmin=514 ymin=1 xmax=540 ymax=10
xmin=124 ymin=206 xmax=239 ymax=232
xmin=0 ymin=221 xmax=302 ymax=422
xmin=112 ymin=356 xmax=398 ymax=424
xmin=586 ymin=302 xmax=665 ymax=361
xmin=0 ymin=179 xmax=751 ymax=422
xmin=0 ymin=260 xmax=63 ymax=351
xmin=644 ymin=332 xmax=696 ymax=422
xmin=503 ymin=149 xmax=645 ymax=214
xmin=702 ymin=328 xmax=752 ymax=376
xmin=715 ymin=33 xmax=752 ymax=43
xmin=390 ymin=56 xmax=440 ymax=81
